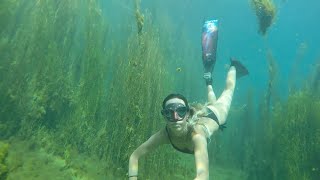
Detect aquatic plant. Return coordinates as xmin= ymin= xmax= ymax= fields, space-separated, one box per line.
xmin=134 ymin=0 xmax=144 ymax=35
xmin=250 ymin=0 xmax=277 ymax=35
xmin=0 ymin=0 xmax=90 ymax=157
xmin=0 ymin=0 xmax=20 ymax=34
xmin=0 ymin=142 xmax=9 ymax=179
xmin=265 ymin=50 xmax=279 ymax=113
xmin=0 ymin=0 xmax=198 ymax=179
xmin=234 ymin=46 xmax=320 ymax=179
xmin=310 ymin=62 xmax=320 ymax=93
xmin=289 ymin=42 xmax=309 ymax=92
xmin=271 ymin=91 xmax=316 ymax=179
xmin=102 ymin=17 xmax=189 ymax=178
xmin=239 ymin=88 xmax=320 ymax=180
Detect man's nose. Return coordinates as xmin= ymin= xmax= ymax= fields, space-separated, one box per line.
xmin=173 ymin=111 xmax=179 ymax=119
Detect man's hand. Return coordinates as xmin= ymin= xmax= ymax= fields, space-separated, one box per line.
xmin=129 ymin=176 xmax=137 ymax=180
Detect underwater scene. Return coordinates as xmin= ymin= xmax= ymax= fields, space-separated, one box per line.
xmin=0 ymin=0 xmax=319 ymax=179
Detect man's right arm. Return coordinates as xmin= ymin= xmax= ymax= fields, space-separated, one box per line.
xmin=128 ymin=128 xmax=168 ymax=179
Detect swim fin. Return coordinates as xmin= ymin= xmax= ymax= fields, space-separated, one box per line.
xmin=202 ymin=20 xmax=219 ymax=85
xmin=230 ymin=57 xmax=249 ymax=79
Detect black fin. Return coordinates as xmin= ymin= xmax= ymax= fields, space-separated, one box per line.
xmin=230 ymin=57 xmax=249 ymax=79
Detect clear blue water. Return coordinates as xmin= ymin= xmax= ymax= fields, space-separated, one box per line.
xmin=106 ymin=0 xmax=320 ymax=103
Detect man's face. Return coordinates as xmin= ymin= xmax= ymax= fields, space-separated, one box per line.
xmin=162 ymin=98 xmax=189 ymax=131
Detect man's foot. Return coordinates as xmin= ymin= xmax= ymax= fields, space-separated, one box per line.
xmin=230 ymin=57 xmax=249 ymax=79
xmin=204 ymin=72 xmax=212 ymax=85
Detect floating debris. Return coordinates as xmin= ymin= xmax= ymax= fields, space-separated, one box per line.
xmin=251 ymin=0 xmax=277 ymax=35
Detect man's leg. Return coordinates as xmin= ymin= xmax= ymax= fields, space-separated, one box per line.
xmin=209 ymin=66 xmax=236 ymax=125
xmin=207 ymin=85 xmax=217 ymax=104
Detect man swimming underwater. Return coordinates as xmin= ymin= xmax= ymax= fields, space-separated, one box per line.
xmin=128 ymin=20 xmax=249 ymax=180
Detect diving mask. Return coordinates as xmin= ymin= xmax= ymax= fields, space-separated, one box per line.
xmin=161 ymin=103 xmax=189 ymax=122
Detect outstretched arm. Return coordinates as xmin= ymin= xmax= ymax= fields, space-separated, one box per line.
xmin=128 ymin=128 xmax=168 ymax=179
xmin=192 ymin=125 xmax=210 ymax=180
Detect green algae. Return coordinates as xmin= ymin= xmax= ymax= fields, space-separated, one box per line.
xmin=251 ymin=0 xmax=277 ymax=35
xmin=0 ymin=0 xmax=193 ymax=179
xmin=1 ymin=0 xmax=319 ymax=179
xmin=0 ymin=142 xmax=9 ymax=179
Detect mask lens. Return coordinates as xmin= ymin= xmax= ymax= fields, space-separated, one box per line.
xmin=176 ymin=106 xmax=187 ymax=117
xmin=161 ymin=109 xmax=174 ymax=119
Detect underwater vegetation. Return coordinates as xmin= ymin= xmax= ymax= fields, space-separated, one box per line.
xmin=0 ymin=142 xmax=9 ymax=179
xmin=310 ymin=62 xmax=320 ymax=93
xmin=271 ymin=91 xmax=320 ymax=180
xmin=0 ymin=0 xmax=194 ymax=179
xmin=264 ymin=50 xmax=279 ymax=114
xmin=134 ymin=0 xmax=144 ymax=35
xmin=243 ymin=91 xmax=320 ymax=180
xmin=241 ymin=51 xmax=320 ymax=180
xmin=250 ymin=0 xmax=277 ymax=35
xmin=212 ymin=47 xmax=320 ymax=180
xmin=0 ymin=0 xmax=20 ymax=35
xmin=289 ymin=42 xmax=309 ymax=92
xmin=0 ymin=0 xmax=319 ymax=179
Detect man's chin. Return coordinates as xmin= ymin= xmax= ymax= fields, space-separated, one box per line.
xmin=168 ymin=123 xmax=184 ymax=131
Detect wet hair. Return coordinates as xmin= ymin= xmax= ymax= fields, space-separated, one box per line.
xmin=162 ymin=93 xmax=189 ymax=109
